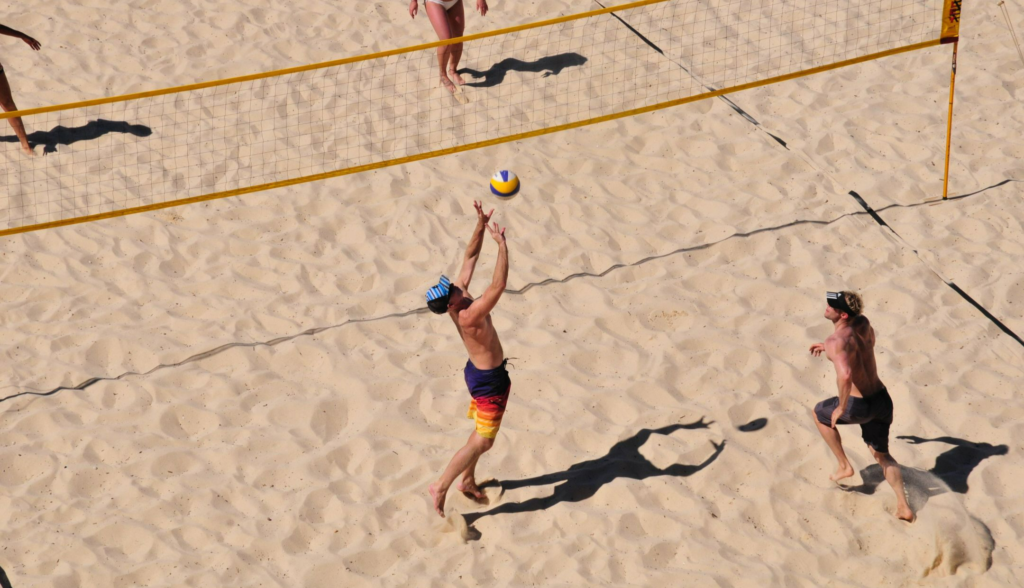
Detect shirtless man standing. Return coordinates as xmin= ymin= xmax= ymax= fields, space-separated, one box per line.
xmin=426 ymin=201 xmax=509 ymax=517
xmin=0 ymin=23 xmax=41 ymax=156
xmin=810 ymin=291 xmax=913 ymax=522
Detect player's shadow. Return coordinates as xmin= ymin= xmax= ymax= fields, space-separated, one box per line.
xmin=464 ymin=417 xmax=725 ymax=526
xmin=0 ymin=564 xmax=13 ymax=588
xmin=1 ymin=119 xmax=152 ymax=154
xmin=458 ymin=52 xmax=588 ymax=88
xmin=895 ymin=435 xmax=1008 ymax=494
xmin=841 ymin=435 xmax=1008 ymax=512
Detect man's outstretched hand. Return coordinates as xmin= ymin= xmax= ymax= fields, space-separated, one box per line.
xmin=473 ymin=200 xmax=493 ymax=225
xmin=21 ymin=34 xmax=40 ymax=51
xmin=487 ymin=221 xmax=505 ymax=244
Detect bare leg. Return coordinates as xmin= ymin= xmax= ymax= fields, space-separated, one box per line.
xmin=429 ymin=431 xmax=494 ymax=517
xmin=813 ymin=411 xmax=854 ymax=482
xmin=446 ymin=1 xmax=466 ymax=84
xmin=456 ymin=449 xmax=486 ymax=501
xmin=0 ymin=69 xmax=35 ymax=157
xmin=425 ymin=3 xmax=457 ymax=94
xmin=872 ymin=448 xmax=914 ymax=522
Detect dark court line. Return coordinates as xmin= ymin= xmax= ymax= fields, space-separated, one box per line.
xmin=848 ymin=190 xmax=1024 ymax=349
xmin=599 ymin=4 xmax=1024 ymax=351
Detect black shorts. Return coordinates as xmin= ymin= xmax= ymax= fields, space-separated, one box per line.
xmin=814 ymin=388 xmax=893 ymax=453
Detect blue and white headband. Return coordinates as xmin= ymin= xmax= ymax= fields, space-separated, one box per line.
xmin=426 ymin=275 xmax=452 ymax=302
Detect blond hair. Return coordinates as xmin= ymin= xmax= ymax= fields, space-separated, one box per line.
xmin=844 ymin=291 xmax=864 ymax=316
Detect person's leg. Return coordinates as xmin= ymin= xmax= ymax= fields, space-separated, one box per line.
xmin=425 ymin=2 xmax=457 ymax=94
xmin=812 ymin=403 xmax=854 ymax=481
xmin=429 ymin=431 xmax=494 ymax=516
xmin=455 ymin=437 xmax=486 ymax=500
xmin=0 ymin=68 xmax=34 ymax=156
xmin=446 ymin=1 xmax=467 ymax=84
xmin=871 ymin=448 xmax=914 ymax=521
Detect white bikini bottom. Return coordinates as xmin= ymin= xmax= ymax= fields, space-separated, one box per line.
xmin=427 ymin=0 xmax=460 ymax=10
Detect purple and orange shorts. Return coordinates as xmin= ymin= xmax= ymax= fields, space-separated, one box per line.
xmin=464 ymin=358 xmax=511 ymax=439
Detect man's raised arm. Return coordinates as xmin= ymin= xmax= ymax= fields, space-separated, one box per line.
xmin=456 ymin=201 xmax=493 ymax=289
xmin=462 ymin=222 xmax=507 ymax=323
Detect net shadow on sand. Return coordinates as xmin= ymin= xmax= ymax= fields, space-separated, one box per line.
xmin=0 ymin=180 xmax=1015 ymax=407
xmin=463 ymin=417 xmax=724 ymax=527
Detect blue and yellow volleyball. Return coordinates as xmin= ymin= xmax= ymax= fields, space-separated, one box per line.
xmin=489 ymin=170 xmax=520 ymax=198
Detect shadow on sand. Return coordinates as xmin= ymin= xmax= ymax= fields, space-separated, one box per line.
xmin=1 ymin=119 xmax=152 ymax=154
xmin=464 ymin=418 xmax=724 ymax=528
xmin=895 ymin=435 xmax=1009 ymax=494
xmin=842 ymin=435 xmax=1008 ymax=512
xmin=458 ymin=52 xmax=588 ymax=88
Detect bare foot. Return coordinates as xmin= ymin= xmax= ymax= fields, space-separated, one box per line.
xmin=447 ymin=69 xmax=465 ymax=85
xmin=21 ymin=144 xmax=36 ymax=157
xmin=456 ymin=478 xmax=486 ymax=502
xmin=440 ymin=76 xmax=457 ymax=95
xmin=428 ymin=482 xmax=446 ymax=518
xmin=895 ymin=504 xmax=915 ymax=523
xmin=829 ymin=465 xmax=855 ymax=482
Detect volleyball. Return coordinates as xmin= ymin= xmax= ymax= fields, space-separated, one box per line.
xmin=489 ymin=170 xmax=520 ymax=198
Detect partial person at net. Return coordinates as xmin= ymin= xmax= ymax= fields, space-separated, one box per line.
xmin=0 ymin=23 xmax=41 ymax=156
xmin=809 ymin=291 xmax=914 ymax=522
xmin=408 ymin=0 xmax=488 ymax=96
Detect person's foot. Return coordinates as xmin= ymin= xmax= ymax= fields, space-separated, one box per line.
xmin=829 ymin=464 xmax=855 ymax=482
xmin=895 ymin=504 xmax=915 ymax=522
xmin=447 ymin=69 xmax=465 ymax=85
xmin=428 ymin=482 xmax=446 ymax=518
xmin=440 ymin=76 xmax=457 ymax=95
xmin=21 ymin=143 xmax=35 ymax=157
xmin=456 ymin=478 xmax=486 ymax=502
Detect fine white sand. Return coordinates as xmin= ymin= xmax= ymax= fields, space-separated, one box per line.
xmin=0 ymin=0 xmax=1022 ymax=586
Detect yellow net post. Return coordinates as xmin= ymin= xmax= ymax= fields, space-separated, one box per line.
xmin=941 ymin=0 xmax=962 ymax=200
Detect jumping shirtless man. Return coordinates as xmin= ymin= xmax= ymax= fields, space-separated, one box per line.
xmin=426 ymin=201 xmax=509 ymax=517
xmin=810 ymin=291 xmax=913 ymax=522
xmin=0 ymin=23 xmax=41 ymax=156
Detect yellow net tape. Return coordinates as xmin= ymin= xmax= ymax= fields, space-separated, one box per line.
xmin=0 ymin=0 xmax=954 ymax=236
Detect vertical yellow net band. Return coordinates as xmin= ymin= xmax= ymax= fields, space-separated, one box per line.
xmin=0 ymin=0 xmax=960 ymax=237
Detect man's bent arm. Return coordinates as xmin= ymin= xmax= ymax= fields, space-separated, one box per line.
xmin=463 ymin=239 xmax=507 ymax=323
xmin=830 ymin=344 xmax=855 ymax=409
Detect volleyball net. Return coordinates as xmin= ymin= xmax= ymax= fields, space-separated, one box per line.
xmin=0 ymin=0 xmax=962 ymax=236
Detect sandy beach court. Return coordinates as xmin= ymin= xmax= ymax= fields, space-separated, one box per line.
xmin=0 ymin=0 xmax=1021 ymax=586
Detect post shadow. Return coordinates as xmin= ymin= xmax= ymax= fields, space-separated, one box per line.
xmin=458 ymin=52 xmax=588 ymax=88
xmin=0 ymin=119 xmax=152 ymax=154
xmin=464 ymin=417 xmax=725 ymax=525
